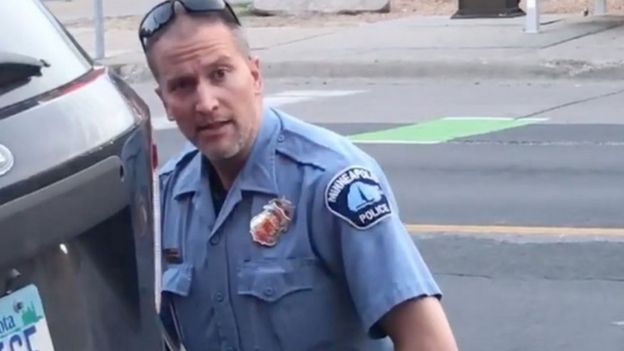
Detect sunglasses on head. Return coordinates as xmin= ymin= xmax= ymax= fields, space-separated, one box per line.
xmin=138 ymin=0 xmax=241 ymax=51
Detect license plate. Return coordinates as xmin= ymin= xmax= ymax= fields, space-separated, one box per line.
xmin=0 ymin=285 xmax=55 ymax=351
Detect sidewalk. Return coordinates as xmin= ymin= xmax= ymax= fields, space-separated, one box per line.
xmin=42 ymin=0 xmax=159 ymax=21
xmin=43 ymin=0 xmax=624 ymax=82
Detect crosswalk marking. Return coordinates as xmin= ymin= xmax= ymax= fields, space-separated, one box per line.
xmin=152 ymin=89 xmax=365 ymax=131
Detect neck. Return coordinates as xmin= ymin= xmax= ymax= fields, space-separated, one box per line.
xmin=211 ymin=155 xmax=246 ymax=190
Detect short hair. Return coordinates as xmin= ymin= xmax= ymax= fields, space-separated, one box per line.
xmin=144 ymin=11 xmax=251 ymax=80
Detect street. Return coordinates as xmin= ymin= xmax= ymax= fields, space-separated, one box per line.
xmin=135 ymin=77 xmax=624 ymax=351
xmin=141 ymin=77 xmax=624 ymax=227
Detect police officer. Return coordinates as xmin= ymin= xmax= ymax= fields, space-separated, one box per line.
xmin=139 ymin=1 xmax=459 ymax=350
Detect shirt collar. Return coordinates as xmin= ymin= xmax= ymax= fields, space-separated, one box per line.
xmin=235 ymin=106 xmax=281 ymax=196
xmin=172 ymin=106 xmax=281 ymax=199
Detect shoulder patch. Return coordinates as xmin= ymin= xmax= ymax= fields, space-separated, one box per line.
xmin=325 ymin=166 xmax=392 ymax=230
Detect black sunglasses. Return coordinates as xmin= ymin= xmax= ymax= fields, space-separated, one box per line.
xmin=138 ymin=0 xmax=241 ymax=51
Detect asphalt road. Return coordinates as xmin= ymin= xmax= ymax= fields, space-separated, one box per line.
xmin=134 ymin=78 xmax=624 ymax=351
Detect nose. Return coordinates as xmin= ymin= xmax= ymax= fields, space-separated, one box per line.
xmin=194 ymin=79 xmax=219 ymax=114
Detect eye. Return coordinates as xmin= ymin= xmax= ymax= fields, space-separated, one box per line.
xmin=210 ymin=68 xmax=227 ymax=82
xmin=169 ymin=78 xmax=195 ymax=92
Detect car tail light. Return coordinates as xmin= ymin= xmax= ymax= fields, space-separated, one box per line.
xmin=37 ymin=67 xmax=107 ymax=104
xmin=57 ymin=67 xmax=106 ymax=95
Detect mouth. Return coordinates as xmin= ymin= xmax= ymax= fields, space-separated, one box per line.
xmin=197 ymin=121 xmax=231 ymax=135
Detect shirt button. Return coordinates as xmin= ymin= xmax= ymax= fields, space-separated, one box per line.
xmin=277 ymin=134 xmax=285 ymax=143
xmin=263 ymin=287 xmax=275 ymax=297
xmin=210 ymin=235 xmax=220 ymax=246
xmin=215 ymin=292 xmax=224 ymax=302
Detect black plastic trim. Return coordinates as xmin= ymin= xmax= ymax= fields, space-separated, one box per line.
xmin=0 ymin=156 xmax=128 ymax=267
xmin=0 ymin=118 xmax=139 ymax=205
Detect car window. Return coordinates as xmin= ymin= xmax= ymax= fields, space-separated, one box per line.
xmin=0 ymin=0 xmax=93 ymax=110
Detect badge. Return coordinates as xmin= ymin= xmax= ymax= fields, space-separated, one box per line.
xmin=325 ymin=166 xmax=392 ymax=230
xmin=250 ymin=197 xmax=294 ymax=247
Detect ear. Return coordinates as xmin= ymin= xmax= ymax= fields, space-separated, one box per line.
xmin=248 ymin=56 xmax=263 ymax=95
xmin=155 ymin=86 xmax=175 ymax=121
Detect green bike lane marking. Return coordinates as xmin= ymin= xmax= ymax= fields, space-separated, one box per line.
xmin=349 ymin=117 xmax=548 ymax=144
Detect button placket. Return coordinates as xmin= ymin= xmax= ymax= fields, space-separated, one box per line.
xmin=210 ymin=234 xmax=221 ymax=246
xmin=214 ymin=292 xmax=224 ymax=303
xmin=206 ymin=227 xmax=241 ymax=351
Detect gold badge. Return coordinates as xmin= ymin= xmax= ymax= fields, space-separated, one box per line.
xmin=250 ymin=198 xmax=294 ymax=247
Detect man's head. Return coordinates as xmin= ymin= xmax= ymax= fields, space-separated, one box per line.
xmin=140 ymin=1 xmax=263 ymax=163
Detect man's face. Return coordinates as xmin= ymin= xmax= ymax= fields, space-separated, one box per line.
xmin=150 ymin=15 xmax=263 ymax=162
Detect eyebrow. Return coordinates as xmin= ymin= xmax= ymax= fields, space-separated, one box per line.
xmin=163 ymin=54 xmax=235 ymax=84
xmin=206 ymin=54 xmax=234 ymax=67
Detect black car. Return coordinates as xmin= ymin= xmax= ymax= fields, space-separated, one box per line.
xmin=0 ymin=0 xmax=165 ymax=349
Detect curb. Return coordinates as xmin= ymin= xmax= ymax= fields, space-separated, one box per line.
xmin=106 ymin=58 xmax=624 ymax=83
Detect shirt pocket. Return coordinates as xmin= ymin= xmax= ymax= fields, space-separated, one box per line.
xmin=162 ymin=263 xmax=224 ymax=351
xmin=237 ymin=258 xmax=313 ymax=299
xmin=237 ymin=258 xmax=352 ymax=351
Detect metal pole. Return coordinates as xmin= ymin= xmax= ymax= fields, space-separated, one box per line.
xmin=525 ymin=0 xmax=540 ymax=34
xmin=153 ymin=173 xmax=162 ymax=314
xmin=93 ymin=0 xmax=105 ymax=60
xmin=595 ymin=0 xmax=607 ymax=15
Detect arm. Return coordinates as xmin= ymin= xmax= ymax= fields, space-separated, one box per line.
xmin=381 ymin=296 xmax=458 ymax=351
xmin=312 ymin=163 xmax=458 ymax=349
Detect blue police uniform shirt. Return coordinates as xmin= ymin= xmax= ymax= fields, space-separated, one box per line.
xmin=158 ymin=106 xmax=443 ymax=351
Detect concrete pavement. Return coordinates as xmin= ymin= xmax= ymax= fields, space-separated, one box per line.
xmin=43 ymin=0 xmax=624 ymax=81
xmin=42 ymin=0 xmax=160 ymax=21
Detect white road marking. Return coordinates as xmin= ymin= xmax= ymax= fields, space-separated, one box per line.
xmin=270 ymin=90 xmax=366 ymax=97
xmin=351 ymin=140 xmax=443 ymax=144
xmin=152 ymin=89 xmax=366 ymax=131
xmin=442 ymin=117 xmax=549 ymax=122
xmin=442 ymin=117 xmax=516 ymax=121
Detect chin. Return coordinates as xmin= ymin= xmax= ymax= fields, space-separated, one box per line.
xmin=202 ymin=145 xmax=242 ymax=162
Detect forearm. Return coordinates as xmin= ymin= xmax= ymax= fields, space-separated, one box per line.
xmin=394 ymin=338 xmax=458 ymax=351
xmin=393 ymin=334 xmax=458 ymax=351
xmin=384 ymin=297 xmax=459 ymax=351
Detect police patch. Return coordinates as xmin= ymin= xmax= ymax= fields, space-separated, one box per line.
xmin=325 ymin=166 xmax=392 ymax=229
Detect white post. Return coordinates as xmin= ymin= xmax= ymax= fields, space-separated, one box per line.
xmin=595 ymin=0 xmax=607 ymax=15
xmin=153 ymin=172 xmax=162 ymax=313
xmin=93 ymin=0 xmax=105 ymax=59
xmin=525 ymin=0 xmax=540 ymax=33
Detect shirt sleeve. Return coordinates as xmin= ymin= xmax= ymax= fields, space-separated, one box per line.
xmin=312 ymin=161 xmax=443 ymax=338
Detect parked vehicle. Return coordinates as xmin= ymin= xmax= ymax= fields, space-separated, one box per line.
xmin=0 ymin=0 xmax=164 ymax=349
